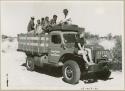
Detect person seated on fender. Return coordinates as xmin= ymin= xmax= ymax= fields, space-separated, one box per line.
xmin=74 ymin=30 xmax=94 ymax=65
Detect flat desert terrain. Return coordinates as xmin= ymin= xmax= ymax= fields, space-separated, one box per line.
xmin=1 ymin=38 xmax=124 ymax=90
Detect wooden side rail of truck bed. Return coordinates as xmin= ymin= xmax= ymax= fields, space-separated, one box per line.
xmin=17 ymin=33 xmax=49 ymax=54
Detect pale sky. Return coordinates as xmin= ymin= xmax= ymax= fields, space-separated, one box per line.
xmin=1 ymin=1 xmax=124 ymax=37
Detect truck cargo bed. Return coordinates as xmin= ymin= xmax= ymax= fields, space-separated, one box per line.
xmin=17 ymin=33 xmax=49 ymax=54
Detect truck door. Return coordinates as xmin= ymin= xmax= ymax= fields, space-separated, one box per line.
xmin=48 ymin=33 xmax=62 ymax=63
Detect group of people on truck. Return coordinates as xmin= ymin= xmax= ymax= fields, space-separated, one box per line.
xmin=27 ymin=15 xmax=57 ymax=34
xmin=27 ymin=9 xmax=93 ymax=65
xmin=27 ymin=9 xmax=71 ymax=34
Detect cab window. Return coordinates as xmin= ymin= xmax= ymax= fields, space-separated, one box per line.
xmin=51 ymin=35 xmax=61 ymax=44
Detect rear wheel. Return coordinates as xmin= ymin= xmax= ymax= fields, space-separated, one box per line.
xmin=26 ymin=56 xmax=35 ymax=71
xmin=62 ymin=60 xmax=81 ymax=84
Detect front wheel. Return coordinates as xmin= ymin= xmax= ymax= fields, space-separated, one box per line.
xmin=62 ymin=60 xmax=81 ymax=84
xmin=26 ymin=56 xmax=35 ymax=71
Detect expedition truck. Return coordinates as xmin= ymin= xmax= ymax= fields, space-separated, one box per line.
xmin=17 ymin=24 xmax=112 ymax=84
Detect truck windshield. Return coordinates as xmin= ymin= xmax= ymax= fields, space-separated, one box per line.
xmin=63 ymin=33 xmax=76 ymax=43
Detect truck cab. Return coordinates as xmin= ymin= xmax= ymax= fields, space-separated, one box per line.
xmin=48 ymin=31 xmax=77 ymax=64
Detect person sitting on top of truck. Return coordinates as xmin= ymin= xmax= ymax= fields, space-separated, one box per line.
xmin=60 ymin=9 xmax=72 ymax=25
xmin=50 ymin=15 xmax=57 ymax=26
xmin=35 ymin=19 xmax=43 ymax=34
xmin=42 ymin=16 xmax=50 ymax=32
xmin=27 ymin=17 xmax=35 ymax=33
xmin=44 ymin=16 xmax=50 ymax=27
xmin=41 ymin=17 xmax=45 ymax=27
xmin=74 ymin=30 xmax=94 ymax=65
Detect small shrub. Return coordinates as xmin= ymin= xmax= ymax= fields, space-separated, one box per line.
xmin=110 ymin=35 xmax=122 ymax=70
xmin=108 ymin=61 xmax=122 ymax=71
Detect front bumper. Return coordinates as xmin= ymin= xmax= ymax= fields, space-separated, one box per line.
xmin=83 ymin=62 xmax=111 ymax=80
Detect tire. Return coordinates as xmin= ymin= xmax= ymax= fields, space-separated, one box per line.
xmin=26 ymin=56 xmax=35 ymax=71
xmin=62 ymin=60 xmax=81 ymax=84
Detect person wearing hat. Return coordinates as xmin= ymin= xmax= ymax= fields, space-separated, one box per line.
xmin=74 ymin=30 xmax=94 ymax=65
xmin=27 ymin=17 xmax=35 ymax=32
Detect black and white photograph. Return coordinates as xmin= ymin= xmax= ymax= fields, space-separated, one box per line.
xmin=1 ymin=0 xmax=124 ymax=90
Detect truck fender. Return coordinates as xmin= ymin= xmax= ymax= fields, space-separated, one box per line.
xmin=59 ymin=53 xmax=86 ymax=70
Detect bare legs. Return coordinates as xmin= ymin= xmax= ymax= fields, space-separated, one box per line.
xmin=78 ymin=48 xmax=94 ymax=65
xmin=85 ymin=48 xmax=93 ymax=63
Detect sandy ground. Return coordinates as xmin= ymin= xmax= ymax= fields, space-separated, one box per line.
xmin=1 ymin=38 xmax=124 ymax=90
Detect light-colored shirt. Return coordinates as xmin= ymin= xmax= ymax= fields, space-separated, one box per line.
xmin=60 ymin=14 xmax=72 ymax=24
xmin=35 ymin=24 xmax=43 ymax=34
